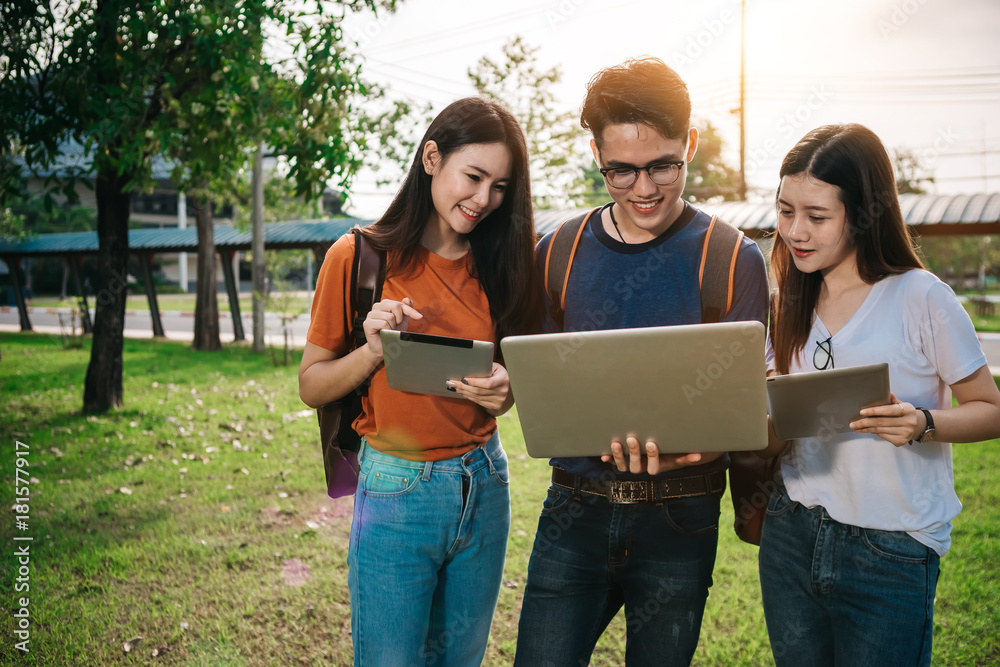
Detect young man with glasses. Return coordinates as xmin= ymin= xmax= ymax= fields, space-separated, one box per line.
xmin=514 ymin=58 xmax=769 ymax=666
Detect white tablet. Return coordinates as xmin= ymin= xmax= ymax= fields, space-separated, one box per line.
xmin=380 ymin=329 xmax=494 ymax=397
xmin=766 ymin=362 xmax=891 ymax=441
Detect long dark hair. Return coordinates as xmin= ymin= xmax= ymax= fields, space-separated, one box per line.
xmin=360 ymin=97 xmax=542 ymax=339
xmin=770 ymin=123 xmax=923 ymax=374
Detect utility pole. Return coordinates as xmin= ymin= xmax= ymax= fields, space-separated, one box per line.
xmin=738 ymin=0 xmax=747 ymax=200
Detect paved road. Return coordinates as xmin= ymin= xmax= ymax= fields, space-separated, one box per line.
xmin=0 ymin=306 xmax=309 ymax=346
xmin=5 ymin=306 xmax=1000 ymax=375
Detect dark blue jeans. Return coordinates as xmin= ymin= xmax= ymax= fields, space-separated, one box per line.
xmin=759 ymin=482 xmax=941 ymax=667
xmin=514 ymin=482 xmax=721 ymax=666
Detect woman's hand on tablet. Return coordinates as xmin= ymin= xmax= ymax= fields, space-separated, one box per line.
xmin=850 ymin=391 xmax=919 ymax=447
xmin=603 ymin=438 xmax=724 ymax=475
xmin=362 ymin=297 xmax=423 ymax=361
xmin=448 ymin=363 xmax=513 ymax=416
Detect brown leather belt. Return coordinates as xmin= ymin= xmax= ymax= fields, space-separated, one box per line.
xmin=552 ymin=466 xmax=726 ymax=504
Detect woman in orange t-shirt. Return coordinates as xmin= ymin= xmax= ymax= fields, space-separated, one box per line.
xmin=299 ymin=97 xmax=541 ymax=666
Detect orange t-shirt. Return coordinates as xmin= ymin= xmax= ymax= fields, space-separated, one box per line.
xmin=306 ymin=233 xmax=498 ymax=461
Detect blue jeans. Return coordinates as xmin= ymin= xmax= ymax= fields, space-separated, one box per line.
xmin=515 ymin=482 xmax=721 ymax=666
xmin=758 ymin=483 xmax=940 ymax=667
xmin=347 ymin=433 xmax=510 ymax=667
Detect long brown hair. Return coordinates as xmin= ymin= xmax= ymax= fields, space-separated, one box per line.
xmin=360 ymin=97 xmax=542 ymax=339
xmin=770 ymin=124 xmax=923 ymax=374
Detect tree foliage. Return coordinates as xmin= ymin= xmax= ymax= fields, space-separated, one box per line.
xmin=894 ymin=147 xmax=935 ymax=195
xmin=468 ymin=36 xmax=586 ymax=209
xmin=685 ymin=120 xmax=742 ymax=202
xmin=1 ymin=0 xmax=409 ymax=411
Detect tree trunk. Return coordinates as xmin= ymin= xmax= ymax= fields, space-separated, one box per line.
xmin=192 ymin=194 xmax=221 ymax=351
xmin=251 ymin=144 xmax=266 ymax=352
xmin=83 ymin=167 xmax=131 ymax=413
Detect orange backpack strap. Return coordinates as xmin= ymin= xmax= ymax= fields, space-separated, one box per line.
xmin=543 ymin=207 xmax=601 ymax=331
xmin=698 ymin=215 xmax=743 ymax=324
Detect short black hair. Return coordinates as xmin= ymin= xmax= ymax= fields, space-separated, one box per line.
xmin=581 ymin=57 xmax=691 ymax=147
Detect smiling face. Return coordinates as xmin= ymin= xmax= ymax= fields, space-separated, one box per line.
xmin=776 ymin=172 xmax=857 ymax=277
xmin=592 ymin=122 xmax=698 ymax=241
xmin=423 ymin=141 xmax=512 ymax=248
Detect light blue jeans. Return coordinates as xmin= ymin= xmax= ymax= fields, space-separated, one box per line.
xmin=347 ymin=432 xmax=510 ymax=667
xmin=759 ymin=482 xmax=940 ymax=666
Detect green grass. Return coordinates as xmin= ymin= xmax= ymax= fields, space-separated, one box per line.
xmin=962 ymin=300 xmax=1000 ymax=333
xmin=24 ymin=294 xmax=312 ymax=316
xmin=0 ymin=332 xmax=997 ymax=665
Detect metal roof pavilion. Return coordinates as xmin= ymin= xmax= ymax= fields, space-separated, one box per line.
xmin=0 ymin=218 xmax=363 ymax=256
xmin=533 ymin=192 xmax=1000 ymax=239
xmin=2 ymin=193 xmax=998 ymax=337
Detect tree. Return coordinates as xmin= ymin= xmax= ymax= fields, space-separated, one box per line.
xmin=1 ymin=0 xmax=409 ymax=411
xmin=685 ymin=120 xmax=742 ymax=202
xmin=469 ymin=36 xmax=586 ymax=209
xmin=890 ymin=148 xmax=997 ymax=290
xmin=894 ymin=147 xmax=934 ymax=195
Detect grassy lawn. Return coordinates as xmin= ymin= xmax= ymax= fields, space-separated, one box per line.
xmin=962 ymin=301 xmax=1000 ymax=333
xmin=24 ymin=294 xmax=312 ymax=317
xmin=1 ymin=332 xmax=997 ymax=665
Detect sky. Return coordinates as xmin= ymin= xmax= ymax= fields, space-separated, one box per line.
xmin=339 ymin=0 xmax=1000 ymax=218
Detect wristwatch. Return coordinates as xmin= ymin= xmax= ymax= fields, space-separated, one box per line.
xmin=914 ymin=408 xmax=936 ymax=444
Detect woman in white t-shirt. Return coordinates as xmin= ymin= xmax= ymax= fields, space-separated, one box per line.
xmin=758 ymin=123 xmax=1000 ymax=667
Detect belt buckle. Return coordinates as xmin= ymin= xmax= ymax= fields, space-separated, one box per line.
xmin=609 ymin=480 xmax=646 ymax=504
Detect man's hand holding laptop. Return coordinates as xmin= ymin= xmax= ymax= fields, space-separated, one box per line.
xmin=602 ymin=439 xmax=724 ymax=475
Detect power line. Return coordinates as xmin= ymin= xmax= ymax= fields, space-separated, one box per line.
xmin=366 ymin=57 xmax=472 ymax=90
xmin=361 ymin=4 xmax=549 ymax=55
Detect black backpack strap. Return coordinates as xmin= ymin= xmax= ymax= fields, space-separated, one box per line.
xmin=544 ymin=207 xmax=601 ymax=331
xmin=349 ymin=228 xmax=385 ymax=394
xmin=698 ymin=215 xmax=743 ymax=324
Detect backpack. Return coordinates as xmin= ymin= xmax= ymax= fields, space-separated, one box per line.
xmin=316 ymin=228 xmax=385 ymax=499
xmin=543 ymin=206 xmax=777 ymax=545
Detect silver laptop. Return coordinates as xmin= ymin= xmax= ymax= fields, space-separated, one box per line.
xmin=500 ymin=322 xmax=768 ymax=458
xmin=766 ymin=362 xmax=891 ymax=441
xmin=381 ymin=330 xmax=494 ymax=397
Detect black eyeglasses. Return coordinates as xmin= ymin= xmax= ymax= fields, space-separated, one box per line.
xmin=599 ymin=161 xmax=686 ymax=189
xmin=813 ymin=337 xmax=834 ymax=370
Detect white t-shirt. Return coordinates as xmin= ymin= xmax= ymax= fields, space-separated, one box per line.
xmin=767 ymin=269 xmax=986 ymax=556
